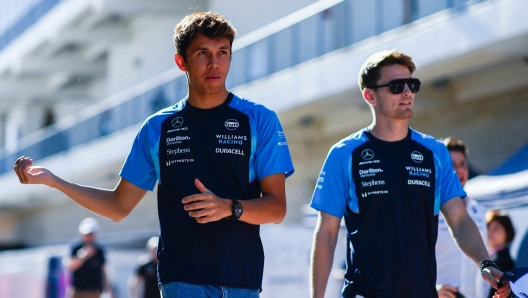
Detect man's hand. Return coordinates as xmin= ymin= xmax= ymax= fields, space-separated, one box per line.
xmin=436 ymin=284 xmax=458 ymax=298
xmin=77 ymin=244 xmax=96 ymax=259
xmin=13 ymin=156 xmax=54 ymax=185
xmin=182 ymin=179 xmax=232 ymax=224
xmin=482 ymin=267 xmax=511 ymax=298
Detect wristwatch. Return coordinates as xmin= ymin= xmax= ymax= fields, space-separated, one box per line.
xmin=479 ymin=260 xmax=499 ymax=272
xmin=230 ymin=198 xmax=243 ymax=220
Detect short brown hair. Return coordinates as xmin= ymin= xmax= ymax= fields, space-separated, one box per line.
xmin=443 ymin=137 xmax=469 ymax=157
xmin=358 ymin=50 xmax=416 ymax=90
xmin=173 ymin=12 xmax=236 ymax=61
xmin=487 ymin=212 xmax=516 ymax=244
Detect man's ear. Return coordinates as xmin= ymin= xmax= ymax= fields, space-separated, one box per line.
xmin=363 ymin=88 xmax=376 ymax=106
xmin=175 ymin=53 xmax=186 ymax=71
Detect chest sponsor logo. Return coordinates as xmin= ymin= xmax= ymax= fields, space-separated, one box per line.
xmin=168 ymin=127 xmax=188 ymax=133
xmin=361 ymin=149 xmax=374 ymax=160
xmin=406 ymin=166 xmax=431 ymax=178
xmin=172 ymin=117 xmax=184 ymax=128
xmin=166 ymin=158 xmax=194 ymax=166
xmin=411 ymin=151 xmax=424 ymax=163
xmin=359 ymin=168 xmax=383 ymax=178
xmin=216 ymin=148 xmax=244 ymax=155
xmin=224 ymin=119 xmax=239 ymax=130
xmin=167 ymin=148 xmax=191 ymax=155
xmin=216 ymin=134 xmax=247 ymax=145
xmin=361 ymin=190 xmax=389 ymax=197
xmin=167 ymin=117 xmax=188 ymax=133
xmin=278 ymin=141 xmax=287 ymax=146
xmin=408 ymin=179 xmax=430 ymax=187
xmin=166 ymin=136 xmax=190 ymax=145
xmin=361 ymin=180 xmax=385 ymax=187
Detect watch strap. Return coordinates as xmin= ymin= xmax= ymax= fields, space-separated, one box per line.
xmin=230 ymin=198 xmax=243 ymax=220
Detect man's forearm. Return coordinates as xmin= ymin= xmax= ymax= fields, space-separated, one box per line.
xmin=310 ymin=227 xmax=338 ymax=298
xmin=48 ymin=176 xmax=127 ymax=221
xmin=48 ymin=176 xmax=145 ymax=222
xmin=449 ymin=214 xmax=489 ymax=266
xmin=237 ymin=194 xmax=286 ymax=225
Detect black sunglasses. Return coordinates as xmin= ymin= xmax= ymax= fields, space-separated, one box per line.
xmin=368 ymin=78 xmax=421 ymax=94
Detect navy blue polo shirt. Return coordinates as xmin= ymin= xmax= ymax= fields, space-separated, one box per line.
xmin=120 ymin=93 xmax=294 ymax=289
xmin=310 ymin=128 xmax=465 ymax=297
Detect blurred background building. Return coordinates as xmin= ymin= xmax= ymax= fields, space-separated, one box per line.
xmin=0 ymin=0 xmax=527 ymax=297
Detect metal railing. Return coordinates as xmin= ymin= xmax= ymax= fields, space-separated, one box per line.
xmin=0 ymin=0 xmax=487 ymax=175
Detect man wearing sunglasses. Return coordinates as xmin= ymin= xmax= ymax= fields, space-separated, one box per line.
xmin=309 ymin=50 xmax=510 ymax=298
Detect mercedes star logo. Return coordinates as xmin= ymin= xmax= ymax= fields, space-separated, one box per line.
xmin=172 ymin=117 xmax=184 ymax=128
xmin=361 ymin=149 xmax=374 ymax=160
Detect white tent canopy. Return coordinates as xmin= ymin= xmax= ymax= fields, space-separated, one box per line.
xmin=465 ymin=169 xmax=528 ymax=210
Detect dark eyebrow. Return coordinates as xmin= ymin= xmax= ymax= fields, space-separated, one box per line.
xmin=190 ymin=45 xmax=231 ymax=52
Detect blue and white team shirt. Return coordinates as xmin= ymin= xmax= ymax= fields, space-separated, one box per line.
xmin=310 ymin=128 xmax=466 ymax=298
xmin=120 ymin=93 xmax=294 ymax=290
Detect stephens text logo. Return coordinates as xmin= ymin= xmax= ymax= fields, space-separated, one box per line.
xmin=167 ymin=148 xmax=190 ymax=155
xmin=361 ymin=180 xmax=385 ymax=187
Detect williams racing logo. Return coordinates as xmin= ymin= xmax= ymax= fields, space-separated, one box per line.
xmin=224 ymin=119 xmax=239 ymax=130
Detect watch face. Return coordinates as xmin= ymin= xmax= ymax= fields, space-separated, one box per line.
xmin=234 ymin=203 xmax=243 ymax=218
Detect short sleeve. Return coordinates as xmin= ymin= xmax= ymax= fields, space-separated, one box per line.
xmin=437 ymin=146 xmax=467 ymax=206
xmin=310 ymin=145 xmax=350 ymax=219
xmin=120 ymin=120 xmax=158 ymax=191
xmin=254 ymin=111 xmax=294 ymax=180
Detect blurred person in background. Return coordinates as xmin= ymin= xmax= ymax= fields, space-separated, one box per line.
xmin=66 ymin=217 xmax=110 ymax=298
xmin=436 ymin=137 xmax=488 ymax=298
xmin=129 ymin=236 xmax=160 ymax=298
xmin=487 ymin=212 xmax=516 ymax=298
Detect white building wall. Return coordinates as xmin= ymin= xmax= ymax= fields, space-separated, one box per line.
xmin=106 ymin=15 xmax=184 ymax=97
xmin=210 ymin=0 xmax=319 ymax=37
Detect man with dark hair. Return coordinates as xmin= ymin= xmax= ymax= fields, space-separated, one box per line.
xmin=436 ymin=137 xmax=488 ymax=298
xmin=309 ymin=50 xmax=509 ymax=297
xmin=13 ymin=12 xmax=294 ymax=298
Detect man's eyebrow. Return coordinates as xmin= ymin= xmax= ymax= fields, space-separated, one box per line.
xmin=189 ymin=45 xmax=231 ymax=52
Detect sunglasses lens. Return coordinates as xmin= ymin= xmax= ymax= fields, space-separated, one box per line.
xmin=388 ymin=79 xmax=421 ymax=94
xmin=389 ymin=81 xmax=405 ymax=94
xmin=409 ymin=79 xmax=421 ymax=93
